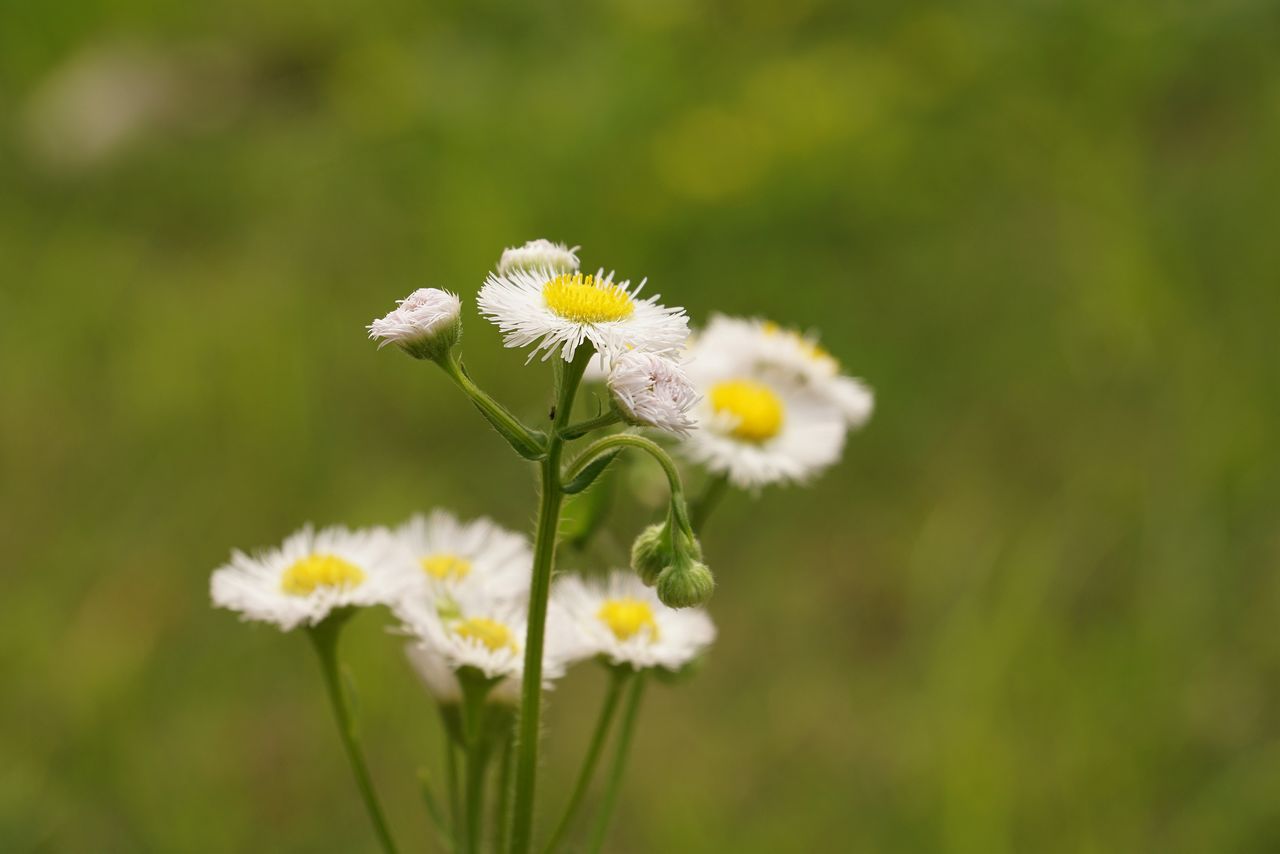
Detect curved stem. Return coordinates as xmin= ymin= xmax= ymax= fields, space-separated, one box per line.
xmin=564 ymin=433 xmax=694 ymax=539
xmin=307 ymin=618 xmax=398 ymax=854
xmin=689 ymin=474 xmax=729 ymax=534
xmin=542 ymin=667 xmax=632 ymax=853
xmin=438 ymin=350 xmax=547 ymax=460
xmin=509 ymin=346 xmax=593 ymax=854
xmin=587 ymin=675 xmax=647 ymax=854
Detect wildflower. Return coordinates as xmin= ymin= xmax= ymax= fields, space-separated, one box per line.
xmin=368 ymin=287 xmax=462 ymax=361
xmin=398 ymin=592 xmax=572 ymax=689
xmin=552 ymin=571 xmax=715 ymax=671
xmin=496 ymin=239 xmax=580 ymax=276
xmin=694 ymin=314 xmax=874 ymax=427
xmin=392 ymin=511 xmax=531 ymax=603
xmin=607 ymin=350 xmax=700 ymax=435
xmin=477 ymin=264 xmax=689 ymax=363
xmin=210 ymin=525 xmax=411 ymax=631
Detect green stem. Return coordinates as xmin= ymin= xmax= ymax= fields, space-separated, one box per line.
xmin=438 ymin=350 xmax=547 ymax=460
xmin=509 ymin=346 xmax=593 ymax=854
xmin=689 ymin=474 xmax=729 ymax=534
xmin=494 ymin=731 xmax=515 ymax=854
xmin=415 ymin=768 xmax=455 ymax=852
xmin=559 ymin=409 xmax=622 ymax=440
xmin=542 ymin=667 xmax=632 ymax=854
xmin=464 ymin=746 xmax=488 ymax=854
xmin=443 ymin=712 xmax=462 ymax=841
xmin=587 ymin=675 xmax=647 ymax=854
xmin=307 ymin=617 xmax=398 ymax=854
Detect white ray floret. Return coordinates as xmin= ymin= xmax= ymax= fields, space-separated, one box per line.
xmin=552 ymin=571 xmax=715 ymax=672
xmin=210 ymin=524 xmax=412 ymax=631
xmin=477 ymin=266 xmax=690 ymax=363
xmin=607 ymin=350 xmax=700 ymax=435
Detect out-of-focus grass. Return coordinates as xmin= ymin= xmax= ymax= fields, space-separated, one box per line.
xmin=2 ymin=1 xmax=1279 ymax=851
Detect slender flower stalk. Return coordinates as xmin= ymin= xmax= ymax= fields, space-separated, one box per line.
xmin=436 ymin=349 xmax=547 ymax=460
xmin=587 ymin=675 xmax=647 ymax=854
xmin=543 ymin=667 xmax=633 ymax=853
xmin=508 ymin=345 xmax=594 ymax=854
xmin=307 ymin=615 xmax=399 ymax=854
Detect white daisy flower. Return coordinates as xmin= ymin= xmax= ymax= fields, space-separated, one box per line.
xmin=680 ymin=332 xmax=848 ymax=489
xmin=210 ymin=524 xmax=411 ymax=631
xmin=392 ymin=511 xmax=531 ymax=604
xmin=496 ymin=238 xmax=581 ymax=276
xmin=694 ymin=314 xmax=875 ymax=427
xmin=552 ymin=571 xmax=715 ymax=672
xmin=607 ymin=350 xmax=700 ymax=435
xmin=477 ymin=268 xmax=690 ymax=363
xmin=367 ymin=287 xmax=462 ymax=359
xmin=398 ymin=592 xmax=572 ymax=690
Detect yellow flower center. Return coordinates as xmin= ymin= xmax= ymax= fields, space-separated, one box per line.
xmin=543 ymin=273 xmax=635 ymax=323
xmin=709 ymin=379 xmax=785 ymax=442
xmin=453 ymin=617 xmax=517 ymax=652
xmin=280 ymin=554 xmax=366 ymax=596
xmin=420 ymin=553 xmax=472 ymax=581
xmin=597 ymin=598 xmax=659 ymax=642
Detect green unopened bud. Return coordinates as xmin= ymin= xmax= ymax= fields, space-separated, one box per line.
xmin=656 ymin=556 xmax=714 ymax=609
xmin=368 ymin=287 xmax=463 ymax=361
xmin=630 ymin=523 xmax=672 ymax=586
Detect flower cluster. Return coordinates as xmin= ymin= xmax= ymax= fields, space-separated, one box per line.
xmin=210 ymin=512 xmax=716 ymax=698
xmin=209 ymin=238 xmax=873 ymax=854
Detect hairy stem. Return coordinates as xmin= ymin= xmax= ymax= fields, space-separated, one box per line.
xmin=508 ymin=346 xmax=593 ymax=854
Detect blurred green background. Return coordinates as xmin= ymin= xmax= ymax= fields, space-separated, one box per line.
xmin=4 ymin=0 xmax=1280 ymax=851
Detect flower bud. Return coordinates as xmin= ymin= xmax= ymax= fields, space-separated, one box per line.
xmin=368 ymin=287 xmax=462 ymax=361
xmin=656 ymin=556 xmax=714 ymax=609
xmin=607 ymin=351 xmax=699 ymax=436
xmin=630 ymin=522 xmax=671 ymax=586
xmin=496 ymin=239 xmax=580 ymax=276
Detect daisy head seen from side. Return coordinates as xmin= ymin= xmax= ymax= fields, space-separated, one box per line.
xmin=552 ymin=571 xmax=715 ymax=672
xmin=367 ymin=287 xmax=462 ymax=361
xmin=210 ymin=524 xmax=411 ymax=631
xmin=496 ymin=239 xmax=580 ymax=276
xmin=477 ymin=246 xmax=689 ymax=363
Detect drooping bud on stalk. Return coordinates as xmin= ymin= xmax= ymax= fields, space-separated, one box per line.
xmin=630 ymin=522 xmax=672 ymax=586
xmin=656 ymin=551 xmax=714 ymax=609
xmin=607 ymin=350 xmax=699 ymax=435
xmin=368 ymin=287 xmax=463 ymax=361
xmin=496 ymin=239 xmax=580 ymax=276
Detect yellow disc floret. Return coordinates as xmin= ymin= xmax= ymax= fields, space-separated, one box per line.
xmin=453 ymin=617 xmax=517 ymax=652
xmin=281 ymin=554 xmax=366 ymax=596
xmin=597 ymin=598 xmax=660 ymax=642
xmin=420 ymin=553 xmax=472 ymax=581
xmin=543 ymin=273 xmax=635 ymax=323
xmin=710 ymin=379 xmax=785 ymax=442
